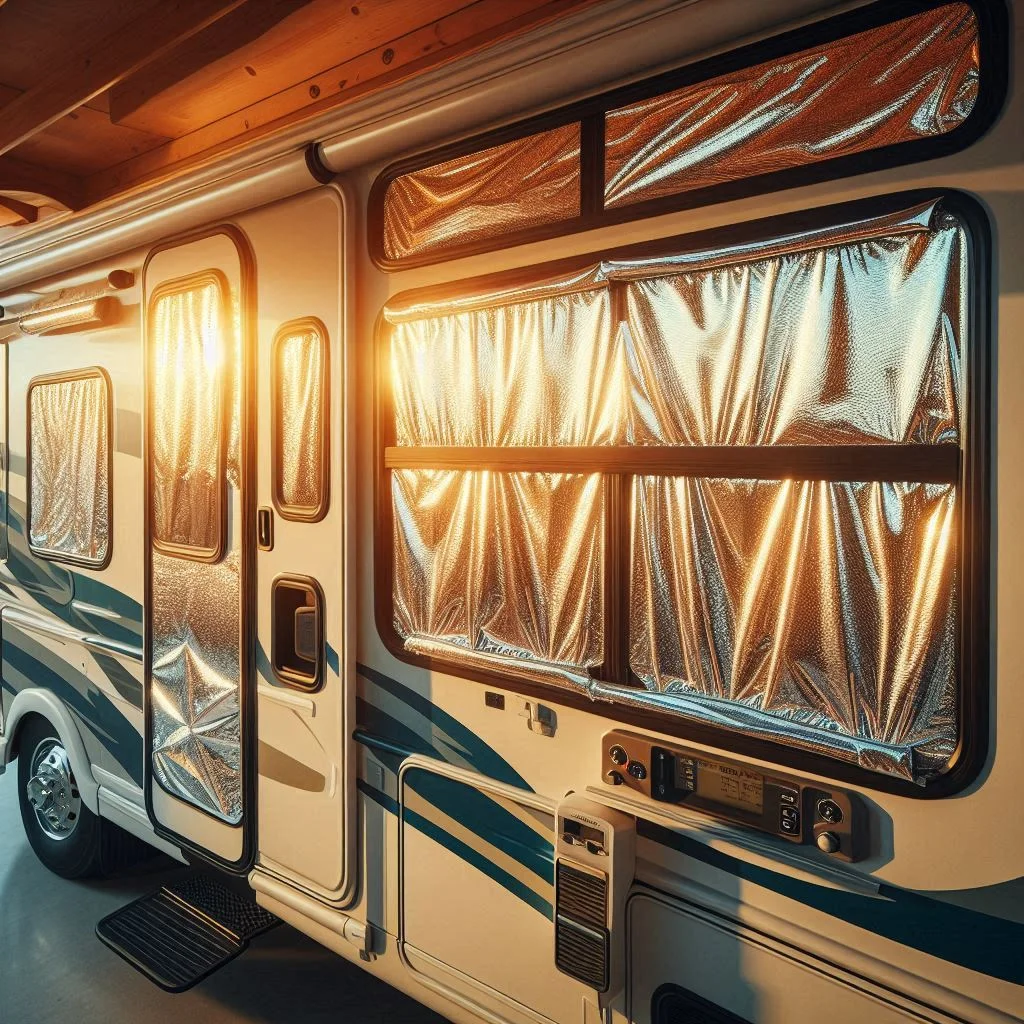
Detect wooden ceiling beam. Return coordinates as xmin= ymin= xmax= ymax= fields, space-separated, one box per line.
xmin=0 ymin=195 xmax=38 ymax=226
xmin=108 ymin=0 xmax=468 ymax=137
xmin=0 ymin=0 xmax=251 ymax=158
xmin=0 ymin=155 xmax=83 ymax=211
xmin=88 ymin=0 xmax=598 ymax=203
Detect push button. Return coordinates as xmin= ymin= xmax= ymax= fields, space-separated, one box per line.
xmin=609 ymin=745 xmax=628 ymax=766
xmin=627 ymin=761 xmax=647 ymax=781
xmin=779 ymin=806 xmax=800 ymax=836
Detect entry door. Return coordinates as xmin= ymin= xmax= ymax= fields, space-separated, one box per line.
xmin=143 ymin=229 xmax=255 ymax=869
xmin=249 ymin=189 xmax=348 ymax=898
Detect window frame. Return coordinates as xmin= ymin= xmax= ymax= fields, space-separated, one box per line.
xmin=367 ymin=0 xmax=1007 ymax=271
xmin=146 ymin=268 xmax=230 ymax=564
xmin=374 ymin=189 xmax=991 ymax=798
xmin=271 ymin=316 xmax=330 ymax=523
xmin=26 ymin=365 xmax=114 ymax=571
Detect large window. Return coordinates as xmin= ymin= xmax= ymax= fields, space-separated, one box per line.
xmin=28 ymin=367 xmax=112 ymax=568
xmin=379 ymin=194 xmax=984 ymax=789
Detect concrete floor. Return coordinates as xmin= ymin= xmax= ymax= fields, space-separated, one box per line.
xmin=0 ymin=766 xmax=446 ymax=1024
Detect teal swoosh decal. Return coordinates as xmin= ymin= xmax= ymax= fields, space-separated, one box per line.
xmin=640 ymin=820 xmax=1024 ymax=985
xmin=357 ymin=662 xmax=531 ymax=791
xmin=406 ymin=767 xmax=553 ymax=885
xmin=3 ymin=633 xmax=143 ymax=786
xmin=358 ymin=779 xmax=553 ymax=919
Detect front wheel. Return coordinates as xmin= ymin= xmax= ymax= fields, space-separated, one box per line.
xmin=17 ymin=716 xmax=104 ymax=878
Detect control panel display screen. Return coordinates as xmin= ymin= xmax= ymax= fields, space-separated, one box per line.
xmin=680 ymin=759 xmax=764 ymax=814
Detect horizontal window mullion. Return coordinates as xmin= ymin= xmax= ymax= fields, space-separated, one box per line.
xmin=384 ymin=444 xmax=960 ymax=484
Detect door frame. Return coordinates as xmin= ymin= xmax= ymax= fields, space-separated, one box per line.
xmin=141 ymin=223 xmax=259 ymax=873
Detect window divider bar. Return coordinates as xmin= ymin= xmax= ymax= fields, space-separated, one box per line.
xmin=384 ymin=444 xmax=960 ymax=484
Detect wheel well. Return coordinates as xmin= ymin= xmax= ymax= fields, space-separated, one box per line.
xmin=7 ymin=710 xmax=49 ymax=761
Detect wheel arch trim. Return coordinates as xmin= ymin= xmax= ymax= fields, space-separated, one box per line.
xmin=1 ymin=688 xmax=100 ymax=812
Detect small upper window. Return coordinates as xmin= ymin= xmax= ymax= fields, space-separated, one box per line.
xmin=28 ymin=368 xmax=111 ymax=568
xmin=272 ymin=318 xmax=329 ymax=522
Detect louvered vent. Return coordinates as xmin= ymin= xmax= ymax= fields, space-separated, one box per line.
xmin=652 ymin=984 xmax=751 ymax=1024
xmin=555 ymin=861 xmax=610 ymax=989
xmin=556 ymin=917 xmax=608 ymax=990
xmin=556 ymin=861 xmax=607 ymax=929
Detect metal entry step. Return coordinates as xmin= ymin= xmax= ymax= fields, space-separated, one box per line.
xmin=96 ymin=875 xmax=280 ymax=992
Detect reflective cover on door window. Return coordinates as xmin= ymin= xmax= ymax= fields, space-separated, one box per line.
xmin=604 ymin=4 xmax=979 ymax=209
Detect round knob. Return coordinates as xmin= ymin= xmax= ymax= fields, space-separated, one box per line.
xmin=816 ymin=798 xmax=844 ymax=824
xmin=609 ymin=745 xmax=628 ymax=766
xmin=605 ymin=770 xmax=624 ymax=786
xmin=816 ymin=831 xmax=841 ymax=854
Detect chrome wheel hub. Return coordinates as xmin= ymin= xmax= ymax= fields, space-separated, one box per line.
xmin=26 ymin=739 xmax=81 ymax=841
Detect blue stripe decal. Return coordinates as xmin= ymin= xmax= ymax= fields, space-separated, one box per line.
xmin=3 ymin=635 xmax=143 ymax=786
xmin=357 ymin=779 xmax=553 ymax=920
xmin=326 ymin=643 xmax=340 ymax=676
xmin=405 ymin=767 xmax=554 ymax=885
xmin=357 ymin=662 xmax=531 ymax=791
xmin=640 ymin=820 xmax=1024 ymax=985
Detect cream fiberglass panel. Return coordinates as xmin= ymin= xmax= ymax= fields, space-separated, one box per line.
xmin=273 ymin=321 xmax=327 ymax=519
xmin=393 ymin=470 xmax=604 ymax=683
xmin=604 ymin=4 xmax=979 ymax=208
xmin=29 ymin=371 xmax=110 ymax=565
xmin=630 ymin=478 xmax=958 ymax=781
xmin=149 ymin=273 xmax=226 ymax=558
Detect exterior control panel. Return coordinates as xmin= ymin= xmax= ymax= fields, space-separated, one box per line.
xmin=601 ymin=730 xmax=865 ymax=862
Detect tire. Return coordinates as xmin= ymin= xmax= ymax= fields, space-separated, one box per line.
xmin=17 ymin=716 xmax=105 ymax=879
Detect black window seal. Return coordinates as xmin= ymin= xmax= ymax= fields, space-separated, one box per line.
xmin=372 ymin=188 xmax=991 ymax=800
xmin=26 ymin=365 xmax=113 ymax=571
xmin=367 ymin=0 xmax=1008 ymax=272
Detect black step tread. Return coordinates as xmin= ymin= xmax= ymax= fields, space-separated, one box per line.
xmin=96 ymin=876 xmax=279 ymax=992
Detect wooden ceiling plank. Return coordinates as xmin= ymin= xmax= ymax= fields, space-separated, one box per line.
xmin=109 ymin=0 xmax=470 ymax=137
xmin=0 ymin=195 xmax=39 ymax=225
xmin=88 ymin=0 xmax=598 ymax=203
xmin=0 ymin=155 xmax=83 ymax=210
xmin=0 ymin=0 xmax=251 ymax=158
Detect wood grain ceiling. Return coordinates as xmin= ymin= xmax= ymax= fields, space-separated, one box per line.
xmin=0 ymin=0 xmax=598 ymax=237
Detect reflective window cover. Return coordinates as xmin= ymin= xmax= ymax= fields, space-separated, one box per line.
xmin=148 ymin=269 xmax=243 ymax=824
xmin=381 ymin=123 xmax=581 ymax=263
xmin=604 ymin=4 xmax=979 ymax=209
xmin=630 ymin=478 xmax=957 ymax=781
xmin=28 ymin=371 xmax=110 ymax=566
xmin=273 ymin=320 xmax=328 ymax=520
xmin=390 ymin=286 xmax=622 ymax=447
xmin=386 ymin=198 xmax=972 ymax=784
xmin=393 ymin=470 xmax=604 ymax=684
xmin=622 ymin=206 xmax=965 ymax=446
xmin=149 ymin=273 xmax=226 ymax=559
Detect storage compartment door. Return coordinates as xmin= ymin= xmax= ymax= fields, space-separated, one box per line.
xmin=401 ymin=765 xmax=585 ymax=1023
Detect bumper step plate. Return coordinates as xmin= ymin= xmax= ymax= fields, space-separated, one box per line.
xmin=96 ymin=875 xmax=279 ymax=992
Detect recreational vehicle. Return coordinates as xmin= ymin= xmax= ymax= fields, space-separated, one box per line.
xmin=0 ymin=0 xmax=1021 ymax=1020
